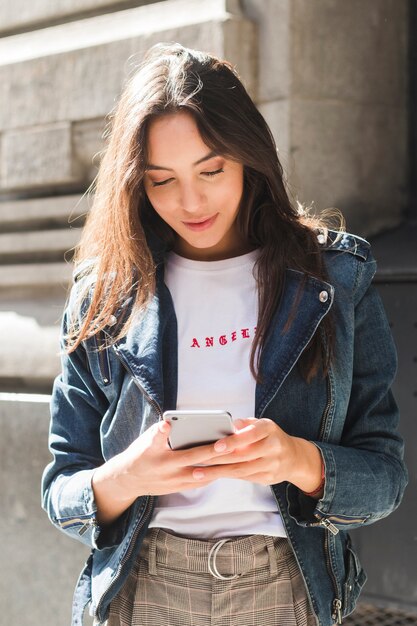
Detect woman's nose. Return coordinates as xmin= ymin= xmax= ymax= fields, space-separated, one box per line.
xmin=180 ymin=183 xmax=205 ymax=214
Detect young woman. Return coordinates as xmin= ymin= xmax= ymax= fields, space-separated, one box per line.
xmin=42 ymin=43 xmax=407 ymax=626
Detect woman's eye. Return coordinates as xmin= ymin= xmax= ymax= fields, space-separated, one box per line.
xmin=202 ymin=168 xmax=224 ymax=177
xmin=151 ymin=177 xmax=174 ymax=187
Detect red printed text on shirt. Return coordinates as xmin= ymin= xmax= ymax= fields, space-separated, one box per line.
xmin=190 ymin=327 xmax=257 ymax=348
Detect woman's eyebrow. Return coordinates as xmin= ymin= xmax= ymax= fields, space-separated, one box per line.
xmin=146 ymin=150 xmax=218 ymax=171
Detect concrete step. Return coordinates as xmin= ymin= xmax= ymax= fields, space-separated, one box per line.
xmin=0 ymin=228 xmax=82 ymax=263
xmin=0 ymin=262 xmax=73 ymax=289
xmin=0 ymin=195 xmax=87 ymax=232
xmin=0 ymin=195 xmax=83 ymax=285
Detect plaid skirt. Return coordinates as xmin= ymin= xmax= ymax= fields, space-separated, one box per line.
xmin=99 ymin=528 xmax=317 ymax=626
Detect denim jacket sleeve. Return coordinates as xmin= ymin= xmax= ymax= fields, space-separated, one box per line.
xmin=41 ymin=296 xmax=110 ymax=548
xmin=287 ymin=252 xmax=408 ymax=531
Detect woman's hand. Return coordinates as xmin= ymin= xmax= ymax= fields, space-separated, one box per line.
xmin=91 ymin=419 xmax=239 ymax=525
xmin=189 ymin=418 xmax=324 ymax=495
xmin=92 ymin=417 xmax=323 ymax=526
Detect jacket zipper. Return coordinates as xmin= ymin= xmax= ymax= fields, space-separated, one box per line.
xmin=261 ymin=363 xmax=323 ymax=626
xmin=264 ymin=368 xmax=344 ymax=623
xmin=95 ymin=495 xmax=155 ymax=621
xmin=56 ymin=514 xmax=97 ymax=533
xmin=92 ymin=343 xmax=162 ymax=621
xmin=316 ymin=516 xmax=339 ymax=535
xmin=318 ymin=373 xmax=332 ymax=441
xmin=333 ymin=598 xmax=343 ymax=625
xmin=315 ymin=514 xmax=368 ymax=529
xmin=325 ymin=529 xmax=343 ymax=624
xmin=79 ymin=516 xmax=98 ymax=536
xmin=317 ymin=371 xmax=343 ymax=623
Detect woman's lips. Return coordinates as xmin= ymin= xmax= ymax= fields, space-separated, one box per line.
xmin=182 ymin=214 xmax=218 ymax=232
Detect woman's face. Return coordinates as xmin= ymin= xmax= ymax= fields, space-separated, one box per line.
xmin=143 ymin=111 xmax=247 ymax=261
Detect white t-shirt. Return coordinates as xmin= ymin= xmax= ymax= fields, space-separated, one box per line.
xmin=149 ymin=250 xmax=286 ymax=538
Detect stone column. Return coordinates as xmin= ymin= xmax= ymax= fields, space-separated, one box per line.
xmin=243 ymin=0 xmax=409 ymax=235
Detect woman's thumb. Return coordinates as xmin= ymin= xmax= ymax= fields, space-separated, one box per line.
xmin=157 ymin=419 xmax=171 ymax=437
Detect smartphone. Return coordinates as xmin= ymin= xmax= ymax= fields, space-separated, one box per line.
xmin=163 ymin=410 xmax=235 ymax=450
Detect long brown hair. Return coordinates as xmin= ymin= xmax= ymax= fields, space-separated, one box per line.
xmin=69 ymin=43 xmax=336 ymax=382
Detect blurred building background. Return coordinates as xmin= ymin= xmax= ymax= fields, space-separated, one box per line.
xmin=0 ymin=1 xmax=415 ymax=625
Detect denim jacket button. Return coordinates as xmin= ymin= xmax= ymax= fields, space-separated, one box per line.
xmin=317 ymin=232 xmax=326 ymax=245
xmin=319 ymin=290 xmax=329 ymax=303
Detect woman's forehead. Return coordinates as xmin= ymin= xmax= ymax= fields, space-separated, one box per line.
xmin=146 ymin=111 xmax=216 ymax=168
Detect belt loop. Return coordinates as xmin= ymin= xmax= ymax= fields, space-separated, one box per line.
xmin=265 ymin=536 xmax=278 ymax=575
xmin=147 ymin=528 xmax=159 ymax=576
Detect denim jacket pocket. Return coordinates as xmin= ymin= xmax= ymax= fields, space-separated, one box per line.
xmin=343 ymin=537 xmax=367 ymax=616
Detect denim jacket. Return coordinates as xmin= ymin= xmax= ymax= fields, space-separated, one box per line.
xmin=41 ymin=231 xmax=407 ymax=626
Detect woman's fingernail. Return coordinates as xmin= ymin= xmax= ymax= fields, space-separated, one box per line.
xmin=193 ymin=469 xmax=205 ymax=480
xmin=214 ymin=441 xmax=227 ymax=452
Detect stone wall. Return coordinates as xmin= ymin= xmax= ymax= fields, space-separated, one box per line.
xmin=0 ymin=394 xmax=93 ymax=626
xmin=0 ymin=0 xmax=164 ymax=34
xmin=242 ymin=0 xmax=409 ymax=234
